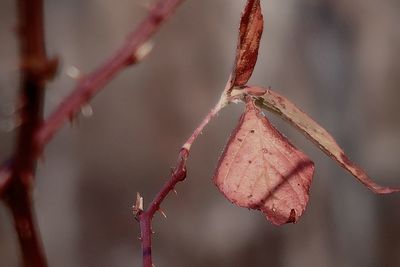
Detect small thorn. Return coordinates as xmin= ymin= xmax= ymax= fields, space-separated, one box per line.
xmin=40 ymin=57 xmax=59 ymax=81
xmin=138 ymin=236 xmax=142 ymax=241
xmin=159 ymin=209 xmax=167 ymax=219
xmin=151 ymin=230 xmax=156 ymax=234
xmin=173 ymin=189 xmax=177 ymax=195
xmin=68 ymin=113 xmax=80 ymax=127
xmin=134 ymin=41 xmax=154 ymax=62
xmin=81 ymin=104 xmax=93 ymax=118
xmin=182 ymin=142 xmax=191 ymax=151
xmin=66 ymin=66 xmax=81 ymax=79
xmin=68 ymin=113 xmax=75 ymax=124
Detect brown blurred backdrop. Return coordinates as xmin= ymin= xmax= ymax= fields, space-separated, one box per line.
xmin=1 ymin=0 xmax=400 ymax=266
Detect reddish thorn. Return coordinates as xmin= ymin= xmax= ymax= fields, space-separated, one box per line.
xmin=159 ymin=209 xmax=167 ymax=219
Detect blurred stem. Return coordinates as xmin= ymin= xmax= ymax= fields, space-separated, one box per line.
xmin=36 ymin=0 xmax=184 ymax=153
xmin=1 ymin=0 xmax=185 ymax=266
xmin=5 ymin=180 xmax=47 ymax=267
xmin=2 ymin=0 xmax=56 ymax=266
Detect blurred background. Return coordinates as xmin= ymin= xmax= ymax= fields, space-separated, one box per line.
xmin=1 ymin=0 xmax=400 ymax=266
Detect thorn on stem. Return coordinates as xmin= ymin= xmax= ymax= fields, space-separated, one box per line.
xmin=132 ymin=192 xmax=144 ymax=217
xmin=45 ymin=57 xmax=59 ymax=80
xmin=138 ymin=235 xmax=142 ymax=241
xmin=66 ymin=66 xmax=81 ymax=80
xmin=68 ymin=113 xmax=75 ymax=125
xmin=173 ymin=189 xmax=177 ymax=195
xmin=133 ymin=41 xmax=154 ymax=63
xmin=80 ymin=104 xmax=94 ymax=118
xmin=159 ymin=208 xmax=167 ymax=219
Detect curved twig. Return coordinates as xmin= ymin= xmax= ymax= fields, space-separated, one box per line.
xmin=135 ymin=90 xmax=228 ymax=267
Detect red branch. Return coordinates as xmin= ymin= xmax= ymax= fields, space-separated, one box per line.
xmin=137 ymin=148 xmax=188 ymax=267
xmin=1 ymin=0 xmax=185 ymax=266
xmin=2 ymin=0 xmax=56 ymax=266
xmin=36 ymin=0 xmax=184 ymax=153
xmin=136 ymin=94 xmax=227 ymax=267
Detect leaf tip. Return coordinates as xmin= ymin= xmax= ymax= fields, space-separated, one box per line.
xmin=231 ymin=0 xmax=264 ymax=88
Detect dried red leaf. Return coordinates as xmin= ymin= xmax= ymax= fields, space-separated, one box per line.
xmin=247 ymin=86 xmax=400 ymax=194
xmin=231 ymin=0 xmax=264 ymax=87
xmin=214 ymin=100 xmax=314 ymax=225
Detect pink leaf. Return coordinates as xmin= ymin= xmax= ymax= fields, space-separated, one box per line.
xmin=246 ymin=86 xmax=400 ymax=194
xmin=214 ymin=100 xmax=314 ymax=225
xmin=231 ymin=0 xmax=264 ymax=87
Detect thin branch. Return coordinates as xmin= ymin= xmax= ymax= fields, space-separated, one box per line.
xmin=136 ymin=94 xmax=227 ymax=267
xmin=2 ymin=0 xmax=56 ymax=266
xmin=137 ymin=148 xmax=188 ymax=267
xmin=35 ymin=0 xmax=184 ymax=153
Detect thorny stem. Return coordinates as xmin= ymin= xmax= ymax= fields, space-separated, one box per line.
xmin=35 ymin=0 xmax=184 ymax=153
xmin=1 ymin=0 xmax=56 ymax=266
xmin=0 ymin=0 xmax=185 ymax=266
xmin=136 ymin=92 xmax=228 ymax=267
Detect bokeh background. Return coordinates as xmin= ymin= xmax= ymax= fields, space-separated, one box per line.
xmin=1 ymin=0 xmax=400 ymax=266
